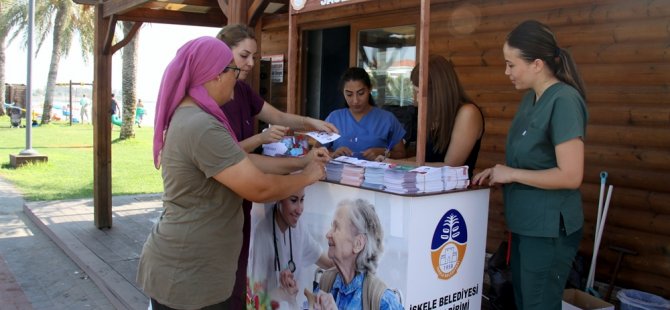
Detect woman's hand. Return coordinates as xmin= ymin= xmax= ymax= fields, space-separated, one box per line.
xmin=302 ymin=147 xmax=331 ymax=167
xmin=473 ymin=164 xmax=514 ymax=186
xmin=332 ymin=146 xmax=353 ymax=158
xmin=305 ymin=117 xmax=339 ymax=134
xmin=301 ymin=159 xmax=326 ymax=182
xmin=279 ymin=269 xmax=299 ymax=297
xmin=260 ymin=125 xmax=289 ymax=144
xmin=314 ymin=290 xmax=337 ymax=310
xmin=362 ymin=147 xmax=386 ymax=161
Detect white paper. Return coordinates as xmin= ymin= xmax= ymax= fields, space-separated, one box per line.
xmin=305 ymin=131 xmax=340 ymax=144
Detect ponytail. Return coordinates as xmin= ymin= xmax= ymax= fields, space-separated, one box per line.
xmin=507 ymin=20 xmax=586 ymax=100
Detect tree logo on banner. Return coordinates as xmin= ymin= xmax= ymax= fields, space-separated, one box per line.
xmin=430 ymin=209 xmax=468 ymax=280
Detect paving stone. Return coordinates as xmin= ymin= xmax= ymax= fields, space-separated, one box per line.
xmin=0 ymin=177 xmax=114 ymax=309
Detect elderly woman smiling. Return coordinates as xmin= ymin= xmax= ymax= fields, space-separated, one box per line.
xmin=313 ymin=199 xmax=402 ymax=310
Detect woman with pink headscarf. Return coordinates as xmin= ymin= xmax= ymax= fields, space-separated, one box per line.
xmin=136 ymin=37 xmax=326 ymax=310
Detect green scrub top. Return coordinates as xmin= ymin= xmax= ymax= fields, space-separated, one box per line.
xmin=504 ymin=83 xmax=588 ymax=238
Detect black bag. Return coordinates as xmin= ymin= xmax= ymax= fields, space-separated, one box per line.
xmin=566 ymin=254 xmax=586 ymax=290
xmin=486 ymin=241 xmax=516 ymax=310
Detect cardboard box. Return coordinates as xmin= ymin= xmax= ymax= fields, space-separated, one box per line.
xmin=562 ymin=289 xmax=614 ymax=310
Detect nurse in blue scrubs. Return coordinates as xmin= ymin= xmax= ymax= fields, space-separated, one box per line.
xmin=326 ymin=67 xmax=406 ymax=161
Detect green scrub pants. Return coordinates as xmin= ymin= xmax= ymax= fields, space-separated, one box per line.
xmin=511 ymin=224 xmax=582 ymax=310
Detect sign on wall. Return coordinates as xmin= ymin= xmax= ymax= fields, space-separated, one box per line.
xmin=290 ymin=0 xmax=374 ymax=14
xmin=262 ymin=54 xmax=285 ymax=83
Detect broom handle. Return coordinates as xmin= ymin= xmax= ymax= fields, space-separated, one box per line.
xmin=587 ymin=172 xmax=607 ymax=289
xmin=587 ymin=185 xmax=614 ymax=289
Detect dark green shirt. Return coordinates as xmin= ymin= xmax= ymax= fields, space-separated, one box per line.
xmin=504 ymin=83 xmax=588 ymax=237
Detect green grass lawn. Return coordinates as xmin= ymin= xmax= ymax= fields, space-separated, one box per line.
xmin=0 ymin=115 xmax=162 ymax=201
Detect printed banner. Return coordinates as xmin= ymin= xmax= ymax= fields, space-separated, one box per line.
xmin=248 ymin=182 xmax=489 ymax=309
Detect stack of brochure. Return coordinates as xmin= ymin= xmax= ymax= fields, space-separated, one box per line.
xmin=412 ymin=166 xmax=444 ymax=193
xmin=327 ymin=156 xmax=470 ymax=194
xmin=325 ymin=160 xmax=344 ymax=182
xmin=361 ymin=161 xmax=391 ymax=190
xmin=383 ymin=165 xmax=419 ymax=194
xmin=443 ymin=166 xmax=470 ymax=190
xmin=340 ymin=164 xmax=365 ymax=187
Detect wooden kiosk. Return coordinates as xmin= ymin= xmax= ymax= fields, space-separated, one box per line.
xmin=249 ymin=1 xmax=489 ymax=308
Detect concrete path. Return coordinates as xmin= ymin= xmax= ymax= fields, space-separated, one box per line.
xmin=0 ymin=177 xmax=114 ymax=309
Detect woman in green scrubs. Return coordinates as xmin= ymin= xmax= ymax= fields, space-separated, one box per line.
xmin=473 ymin=20 xmax=588 ymax=310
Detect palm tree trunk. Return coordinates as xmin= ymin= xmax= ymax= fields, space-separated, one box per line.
xmin=0 ymin=0 xmax=5 ymax=116
xmin=0 ymin=32 xmax=7 ymax=117
xmin=40 ymin=2 xmax=68 ymax=125
xmin=119 ymin=21 xmax=138 ymax=139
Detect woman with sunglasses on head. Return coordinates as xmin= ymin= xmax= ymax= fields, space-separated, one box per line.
xmin=249 ymin=187 xmax=333 ymax=308
xmin=136 ymin=37 xmax=326 ymax=310
xmin=473 ymin=20 xmax=588 ymax=310
xmin=217 ymin=24 xmax=338 ymax=153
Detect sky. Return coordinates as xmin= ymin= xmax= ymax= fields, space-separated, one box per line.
xmin=4 ymin=23 xmax=220 ymax=102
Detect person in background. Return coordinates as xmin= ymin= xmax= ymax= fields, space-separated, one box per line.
xmin=473 ymin=20 xmax=588 ymax=310
xmin=136 ymin=99 xmax=145 ymax=127
xmin=409 ymin=55 xmax=484 ymax=178
xmin=311 ymin=199 xmax=402 ymax=310
xmin=217 ymin=24 xmax=338 ymax=308
xmin=325 ymin=67 xmax=406 ymax=161
xmin=79 ymin=94 xmax=90 ymax=124
xmin=249 ymin=187 xmax=333 ymax=308
xmin=110 ymin=93 xmax=119 ymax=116
xmin=136 ymin=36 xmax=326 ymax=310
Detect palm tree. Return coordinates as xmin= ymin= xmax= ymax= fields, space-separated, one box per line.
xmin=34 ymin=0 xmax=93 ymax=124
xmin=0 ymin=0 xmax=27 ymax=117
xmin=119 ymin=21 xmax=139 ymax=140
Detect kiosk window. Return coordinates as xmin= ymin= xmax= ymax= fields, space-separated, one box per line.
xmin=357 ymin=25 xmax=416 ymax=107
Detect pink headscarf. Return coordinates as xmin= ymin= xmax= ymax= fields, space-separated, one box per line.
xmin=153 ymin=36 xmax=239 ymax=168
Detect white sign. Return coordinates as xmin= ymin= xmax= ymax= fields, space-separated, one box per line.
xmin=249 ymin=182 xmax=490 ymax=309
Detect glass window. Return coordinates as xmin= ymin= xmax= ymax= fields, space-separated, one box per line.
xmin=357 ymin=25 xmax=416 ymax=107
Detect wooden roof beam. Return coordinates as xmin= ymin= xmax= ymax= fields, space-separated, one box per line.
xmin=248 ymin=0 xmax=270 ymax=27
xmin=111 ymin=21 xmax=143 ymax=54
xmin=102 ymin=14 xmax=117 ymax=55
xmin=227 ymin=0 xmax=248 ymax=24
xmin=103 ymin=0 xmax=149 ymax=17
xmin=218 ymin=0 xmax=229 ymax=19
xmin=73 ymin=0 xmax=97 ymax=5
xmin=118 ymin=8 xmax=226 ymax=27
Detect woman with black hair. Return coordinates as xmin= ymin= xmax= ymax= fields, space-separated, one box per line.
xmin=473 ymin=20 xmax=588 ymax=309
xmin=325 ymin=67 xmax=406 ymax=161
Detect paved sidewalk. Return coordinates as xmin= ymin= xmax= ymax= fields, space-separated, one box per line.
xmin=0 ymin=177 xmax=114 ymax=309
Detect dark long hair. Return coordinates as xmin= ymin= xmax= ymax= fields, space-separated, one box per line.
xmin=506 ymin=20 xmax=586 ymax=100
xmin=340 ymin=67 xmax=376 ymax=107
xmin=411 ymin=55 xmax=475 ymax=153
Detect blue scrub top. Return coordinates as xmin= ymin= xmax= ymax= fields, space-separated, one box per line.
xmin=326 ymin=107 xmax=406 ymax=159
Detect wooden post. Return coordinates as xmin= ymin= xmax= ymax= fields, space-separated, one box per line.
xmin=227 ymin=0 xmax=248 ymax=24
xmin=416 ymin=0 xmax=430 ymax=165
xmin=93 ymin=3 xmax=113 ymax=229
xmin=287 ymin=11 xmax=298 ymax=114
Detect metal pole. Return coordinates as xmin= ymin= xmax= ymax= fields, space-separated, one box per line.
xmin=69 ymin=80 xmax=73 ymax=126
xmin=20 ymin=0 xmax=37 ymax=155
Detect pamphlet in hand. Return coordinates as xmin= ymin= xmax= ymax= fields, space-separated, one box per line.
xmin=305 ymin=131 xmax=340 ymax=144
